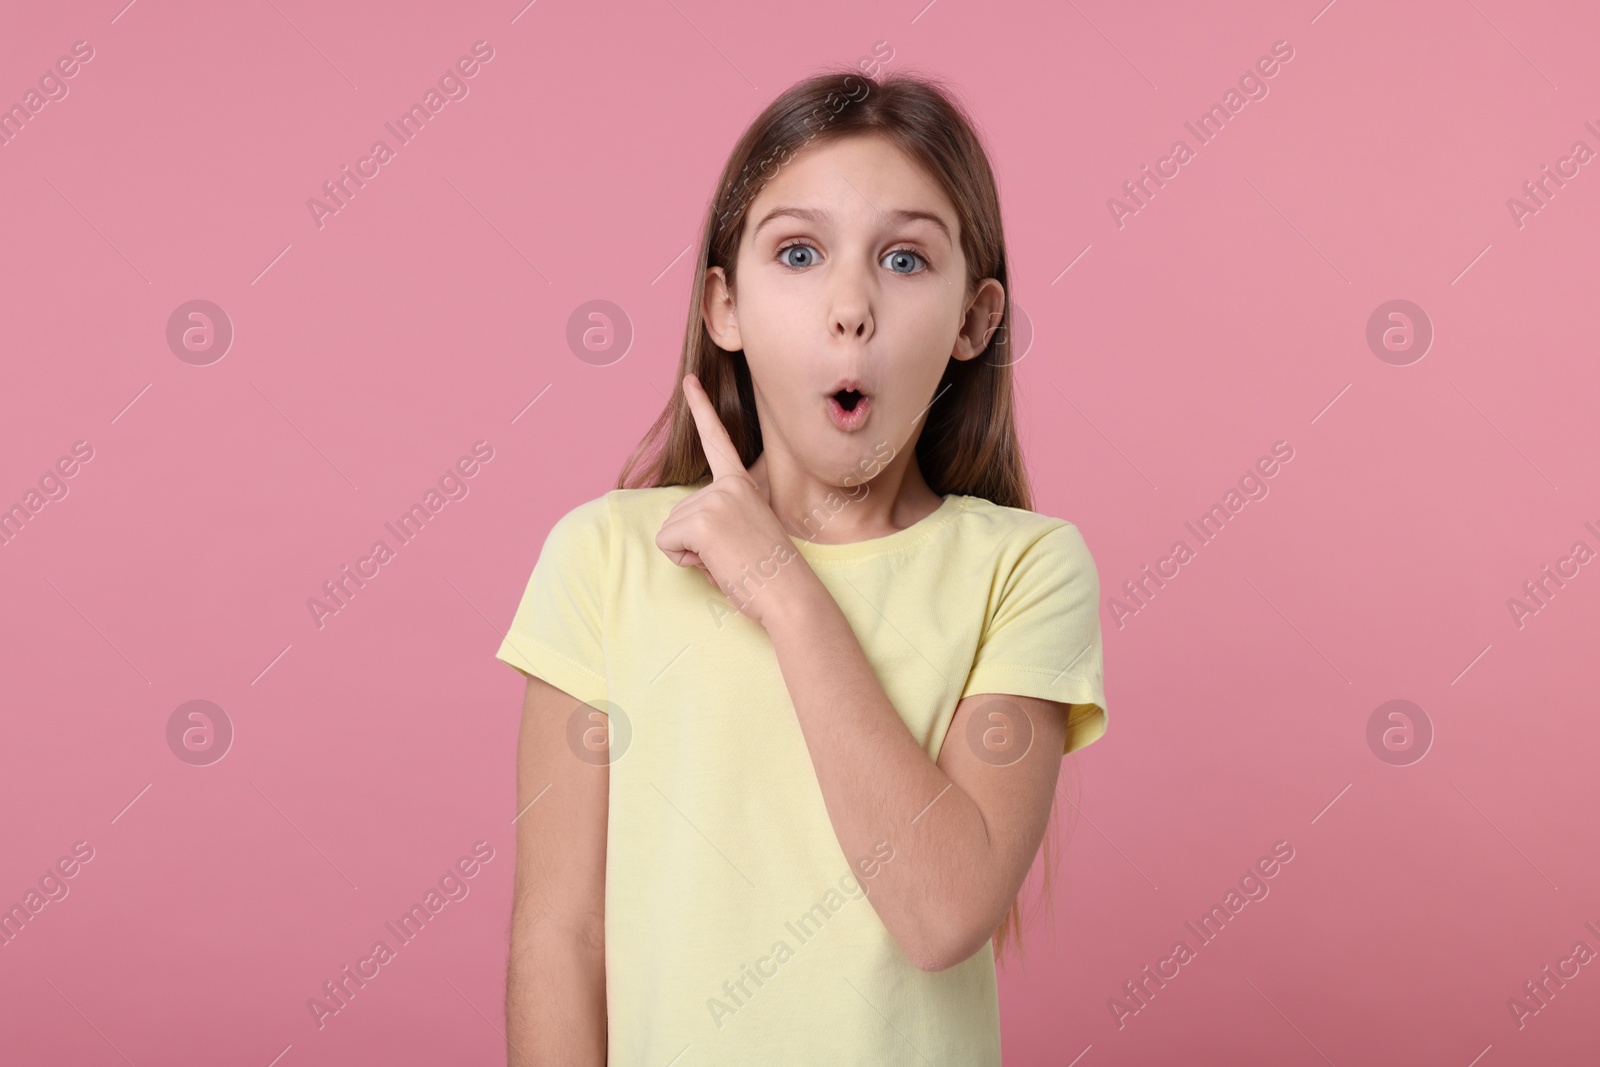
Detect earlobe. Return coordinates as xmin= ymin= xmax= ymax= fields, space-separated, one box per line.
xmin=701 ymin=267 xmax=742 ymax=350
xmin=950 ymin=331 xmax=981 ymax=362
xmin=950 ymin=295 xmax=1002 ymax=362
xmin=951 ymin=278 xmax=1005 ymax=362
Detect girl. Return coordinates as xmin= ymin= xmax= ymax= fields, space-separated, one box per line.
xmin=497 ymin=68 xmax=1107 ymax=1066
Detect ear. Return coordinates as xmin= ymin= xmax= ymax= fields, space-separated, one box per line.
xmin=951 ymin=278 xmax=1007 ymax=362
xmin=702 ymin=266 xmax=743 ymax=351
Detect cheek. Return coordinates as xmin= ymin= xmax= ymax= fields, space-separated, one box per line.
xmin=735 ymin=310 xmax=790 ymax=372
xmin=737 ymin=324 xmax=811 ymax=409
xmin=908 ymin=309 xmax=951 ymax=347
xmin=886 ymin=298 xmax=958 ymax=359
xmin=735 ymin=284 xmax=816 ymax=371
xmin=733 ymin=274 xmax=803 ymax=336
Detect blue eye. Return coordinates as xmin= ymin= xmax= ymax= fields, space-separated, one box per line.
xmin=882 ymin=248 xmax=925 ymax=274
xmin=778 ymin=244 xmax=816 ymax=268
xmin=775 ymin=243 xmax=927 ymax=273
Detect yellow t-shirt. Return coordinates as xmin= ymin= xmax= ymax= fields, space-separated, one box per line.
xmin=496 ymin=483 xmax=1107 ymax=1066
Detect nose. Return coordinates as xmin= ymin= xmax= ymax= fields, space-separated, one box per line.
xmin=829 ymin=267 xmax=873 ymax=342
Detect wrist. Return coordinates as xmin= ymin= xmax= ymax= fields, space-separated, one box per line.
xmin=755 ymin=555 xmax=827 ymax=635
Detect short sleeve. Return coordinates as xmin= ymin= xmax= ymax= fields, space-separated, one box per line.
xmin=959 ymin=523 xmax=1107 ymax=754
xmin=494 ymin=495 xmax=609 ymax=703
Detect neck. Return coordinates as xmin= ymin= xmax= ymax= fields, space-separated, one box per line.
xmin=747 ymin=445 xmax=943 ymax=546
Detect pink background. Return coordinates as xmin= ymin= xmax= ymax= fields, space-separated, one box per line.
xmin=3 ymin=1 xmax=1597 ymax=1064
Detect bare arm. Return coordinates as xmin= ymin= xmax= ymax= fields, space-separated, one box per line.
xmin=761 ymin=576 xmax=1069 ymax=972
xmin=506 ymin=674 xmax=608 ymax=1065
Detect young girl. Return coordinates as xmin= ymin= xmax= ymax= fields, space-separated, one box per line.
xmin=497 ymin=68 xmax=1107 ymax=1066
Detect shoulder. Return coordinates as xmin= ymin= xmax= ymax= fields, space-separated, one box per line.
xmin=594 ymin=484 xmax=698 ymax=532
xmin=547 ymin=484 xmax=697 ymax=544
xmin=946 ymin=496 xmax=1100 ymax=604
xmin=949 ymin=495 xmax=1094 ymax=563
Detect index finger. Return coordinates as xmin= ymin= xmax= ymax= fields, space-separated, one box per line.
xmin=682 ymin=373 xmax=744 ymax=481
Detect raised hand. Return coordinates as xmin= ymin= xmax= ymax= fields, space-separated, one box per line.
xmin=655 ymin=373 xmax=811 ymax=627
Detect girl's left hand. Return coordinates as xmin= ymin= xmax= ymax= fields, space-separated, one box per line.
xmin=655 ymin=373 xmax=811 ymax=627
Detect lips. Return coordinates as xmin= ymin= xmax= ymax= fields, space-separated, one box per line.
xmin=827 ymin=387 xmax=871 ymax=430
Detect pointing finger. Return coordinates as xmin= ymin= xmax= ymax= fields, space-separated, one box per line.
xmin=683 ymin=373 xmax=744 ymax=482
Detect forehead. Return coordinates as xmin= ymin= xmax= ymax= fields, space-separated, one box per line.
xmin=742 ymin=132 xmax=956 ymax=232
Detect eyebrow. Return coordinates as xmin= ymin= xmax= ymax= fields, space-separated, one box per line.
xmin=751 ymin=205 xmax=952 ymax=244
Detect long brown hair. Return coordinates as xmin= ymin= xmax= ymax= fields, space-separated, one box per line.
xmin=616 ymin=67 xmax=1067 ymax=965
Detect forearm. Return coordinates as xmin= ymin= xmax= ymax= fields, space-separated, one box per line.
xmin=762 ymin=573 xmax=997 ymax=970
xmin=506 ymin=913 xmax=605 ymax=1066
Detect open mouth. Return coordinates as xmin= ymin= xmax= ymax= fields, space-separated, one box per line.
xmin=826 ymin=388 xmax=871 ymax=430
